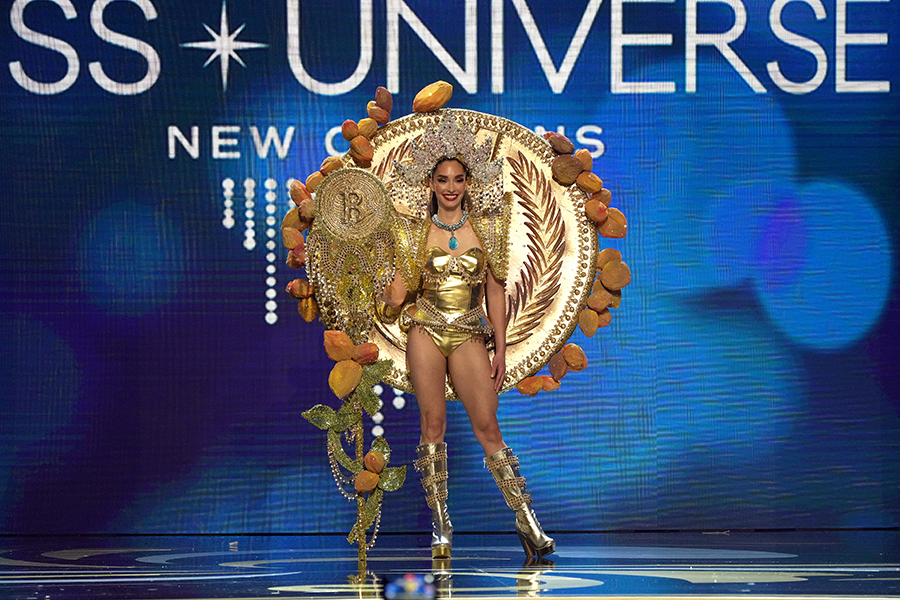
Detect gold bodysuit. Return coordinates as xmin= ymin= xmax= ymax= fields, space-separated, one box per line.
xmin=404 ymin=246 xmax=494 ymax=357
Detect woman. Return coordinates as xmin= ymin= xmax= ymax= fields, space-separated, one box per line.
xmin=382 ymin=141 xmax=555 ymax=560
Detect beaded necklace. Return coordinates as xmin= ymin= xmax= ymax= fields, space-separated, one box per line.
xmin=431 ymin=211 xmax=468 ymax=250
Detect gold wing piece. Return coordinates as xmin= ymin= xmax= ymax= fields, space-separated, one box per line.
xmin=390 ymin=211 xmax=430 ymax=295
xmin=306 ymin=168 xmax=396 ymax=343
xmin=470 ymin=191 xmax=513 ymax=282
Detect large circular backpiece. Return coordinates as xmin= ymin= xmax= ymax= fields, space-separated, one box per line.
xmin=365 ymin=109 xmax=598 ymax=396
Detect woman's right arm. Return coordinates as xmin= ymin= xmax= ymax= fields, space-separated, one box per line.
xmin=382 ymin=271 xmax=408 ymax=308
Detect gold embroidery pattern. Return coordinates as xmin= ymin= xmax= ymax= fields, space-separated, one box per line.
xmin=390 ymin=212 xmax=430 ymax=296
xmin=469 ymin=192 xmax=513 ymax=282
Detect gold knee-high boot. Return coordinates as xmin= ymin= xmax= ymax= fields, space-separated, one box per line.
xmin=485 ymin=446 xmax=556 ymax=558
xmin=415 ymin=442 xmax=453 ymax=558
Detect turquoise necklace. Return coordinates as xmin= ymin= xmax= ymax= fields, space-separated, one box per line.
xmin=432 ymin=211 xmax=468 ymax=250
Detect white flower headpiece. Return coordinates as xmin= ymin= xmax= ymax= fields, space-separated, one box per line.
xmin=394 ymin=111 xmax=503 ymax=185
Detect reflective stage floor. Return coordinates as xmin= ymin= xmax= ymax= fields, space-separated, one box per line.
xmin=1 ymin=530 xmax=897 ymax=599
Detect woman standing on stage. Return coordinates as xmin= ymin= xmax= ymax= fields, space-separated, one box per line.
xmin=381 ymin=112 xmax=555 ymax=560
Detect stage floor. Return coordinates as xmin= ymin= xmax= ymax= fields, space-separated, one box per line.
xmin=0 ymin=530 xmax=897 ymax=599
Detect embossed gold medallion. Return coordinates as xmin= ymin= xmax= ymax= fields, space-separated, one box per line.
xmin=364 ymin=109 xmax=598 ymax=395
xmin=315 ymin=167 xmax=392 ymax=242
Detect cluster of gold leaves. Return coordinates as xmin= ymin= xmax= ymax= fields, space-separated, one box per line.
xmin=505 ymin=151 xmax=565 ymax=346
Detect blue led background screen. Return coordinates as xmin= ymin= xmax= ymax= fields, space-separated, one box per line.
xmin=0 ymin=0 xmax=897 ymax=534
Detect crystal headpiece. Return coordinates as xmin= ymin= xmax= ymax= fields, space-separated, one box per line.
xmin=394 ymin=111 xmax=503 ymax=186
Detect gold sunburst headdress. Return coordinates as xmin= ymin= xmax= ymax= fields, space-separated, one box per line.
xmin=393 ymin=110 xmax=503 ymax=186
xmin=390 ymin=110 xmax=507 ymax=220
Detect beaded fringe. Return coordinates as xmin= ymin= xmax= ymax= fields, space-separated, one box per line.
xmin=407 ymin=297 xmax=492 ymax=338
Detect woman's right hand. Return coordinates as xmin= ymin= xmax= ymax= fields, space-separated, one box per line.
xmin=382 ymin=271 xmax=408 ymax=308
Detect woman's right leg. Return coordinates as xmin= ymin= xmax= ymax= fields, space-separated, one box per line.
xmin=406 ymin=326 xmax=449 ymax=443
xmin=407 ymin=326 xmax=453 ymax=558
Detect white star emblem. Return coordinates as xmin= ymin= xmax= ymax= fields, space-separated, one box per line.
xmin=181 ymin=0 xmax=267 ymax=91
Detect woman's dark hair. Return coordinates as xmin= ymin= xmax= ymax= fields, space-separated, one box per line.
xmin=429 ymin=157 xmax=471 ymax=215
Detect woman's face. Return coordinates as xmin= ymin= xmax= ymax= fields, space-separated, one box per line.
xmin=429 ymin=159 xmax=468 ymax=213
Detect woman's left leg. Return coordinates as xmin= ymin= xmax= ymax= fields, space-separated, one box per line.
xmin=448 ymin=341 xmax=555 ymax=558
xmin=447 ymin=340 xmax=505 ymax=456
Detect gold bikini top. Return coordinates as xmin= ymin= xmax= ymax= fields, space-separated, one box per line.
xmin=422 ymin=246 xmax=487 ymax=286
xmin=419 ymin=246 xmax=486 ymax=314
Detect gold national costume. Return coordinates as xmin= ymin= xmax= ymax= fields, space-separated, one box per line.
xmin=297 ymin=103 xmax=622 ymax=563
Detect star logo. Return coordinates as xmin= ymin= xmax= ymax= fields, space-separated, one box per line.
xmin=181 ymin=0 xmax=268 ymax=91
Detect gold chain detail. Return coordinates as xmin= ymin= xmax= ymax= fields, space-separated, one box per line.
xmin=421 ymin=471 xmax=449 ymax=487
xmin=414 ymin=451 xmax=447 ymax=471
xmin=507 ymin=493 xmax=532 ymax=509
xmin=496 ymin=476 xmax=527 ymax=490
xmin=425 ymin=490 xmax=449 ymax=508
xmin=486 ymin=455 xmax=519 ymax=471
xmin=414 ymin=296 xmax=488 ymax=331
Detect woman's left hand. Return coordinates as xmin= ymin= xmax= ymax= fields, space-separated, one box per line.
xmin=490 ymin=350 xmax=506 ymax=393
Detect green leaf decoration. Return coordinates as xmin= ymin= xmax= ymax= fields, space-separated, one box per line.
xmin=307 ymin=357 xmax=401 ymax=554
xmin=347 ymin=488 xmax=383 ymax=544
xmin=327 ymin=428 xmax=362 ymax=473
xmin=347 ymin=517 xmax=361 ymax=544
xmin=360 ymin=360 xmax=393 ymax=388
xmin=333 ymin=399 xmax=361 ymax=431
xmin=302 ymin=405 xmax=336 ymax=430
xmin=343 ymin=360 xmax=394 ymax=417
xmin=377 ymin=465 xmax=407 ymax=492
xmin=370 ymin=436 xmax=391 ymax=462
xmin=363 ymin=488 xmax=383 ymax=529
xmin=356 ymin=385 xmax=381 ymax=418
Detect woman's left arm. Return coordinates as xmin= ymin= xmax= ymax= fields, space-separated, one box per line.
xmin=485 ymin=267 xmax=507 ymax=393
